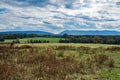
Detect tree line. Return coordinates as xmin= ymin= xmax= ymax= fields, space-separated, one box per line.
xmin=0 ymin=33 xmax=120 ymax=44
xmin=59 ymin=34 xmax=120 ymax=44
xmin=27 ymin=40 xmax=50 ymax=43
xmin=0 ymin=34 xmax=62 ymax=40
xmin=11 ymin=39 xmax=50 ymax=44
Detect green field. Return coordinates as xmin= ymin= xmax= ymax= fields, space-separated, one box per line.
xmin=0 ymin=43 xmax=120 ymax=80
xmin=4 ymin=37 xmax=65 ymax=43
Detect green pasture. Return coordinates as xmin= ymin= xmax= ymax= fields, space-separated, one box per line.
xmin=4 ymin=37 xmax=65 ymax=43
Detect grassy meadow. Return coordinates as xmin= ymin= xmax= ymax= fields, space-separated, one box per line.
xmin=0 ymin=43 xmax=120 ymax=80
xmin=4 ymin=37 xmax=65 ymax=43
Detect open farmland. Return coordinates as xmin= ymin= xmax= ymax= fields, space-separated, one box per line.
xmin=0 ymin=43 xmax=120 ymax=80
xmin=4 ymin=37 xmax=65 ymax=43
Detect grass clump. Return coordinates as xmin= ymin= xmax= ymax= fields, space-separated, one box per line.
xmin=0 ymin=44 xmax=119 ymax=80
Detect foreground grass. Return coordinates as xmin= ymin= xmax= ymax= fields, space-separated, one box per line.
xmin=19 ymin=43 xmax=120 ymax=48
xmin=0 ymin=44 xmax=120 ymax=80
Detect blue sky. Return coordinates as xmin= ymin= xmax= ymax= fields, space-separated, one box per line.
xmin=0 ymin=0 xmax=120 ymax=33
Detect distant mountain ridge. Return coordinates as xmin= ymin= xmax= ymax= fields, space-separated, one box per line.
xmin=0 ymin=31 xmax=54 ymax=35
xmin=59 ymin=30 xmax=120 ymax=35
xmin=0 ymin=30 xmax=120 ymax=35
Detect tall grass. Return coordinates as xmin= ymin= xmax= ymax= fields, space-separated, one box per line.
xmin=0 ymin=45 xmax=117 ymax=80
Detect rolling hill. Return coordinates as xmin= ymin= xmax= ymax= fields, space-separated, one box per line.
xmin=59 ymin=30 xmax=120 ymax=35
xmin=0 ymin=30 xmax=120 ymax=36
xmin=0 ymin=31 xmax=54 ymax=35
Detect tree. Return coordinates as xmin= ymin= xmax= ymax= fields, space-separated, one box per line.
xmin=30 ymin=39 xmax=34 ymax=43
xmin=0 ymin=38 xmax=4 ymax=42
xmin=14 ymin=39 xmax=20 ymax=43
xmin=46 ymin=40 xmax=50 ymax=43
xmin=92 ymin=36 xmax=101 ymax=43
xmin=69 ymin=36 xmax=76 ymax=43
xmin=79 ymin=36 xmax=90 ymax=43
xmin=62 ymin=34 xmax=69 ymax=38
xmin=43 ymin=40 xmax=47 ymax=43
xmin=38 ymin=40 xmax=42 ymax=43
xmin=104 ymin=37 xmax=115 ymax=44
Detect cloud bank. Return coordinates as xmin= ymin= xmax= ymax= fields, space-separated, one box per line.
xmin=0 ymin=0 xmax=120 ymax=33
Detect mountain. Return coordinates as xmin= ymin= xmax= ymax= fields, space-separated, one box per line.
xmin=0 ymin=30 xmax=120 ymax=36
xmin=59 ymin=30 xmax=120 ymax=35
xmin=0 ymin=31 xmax=54 ymax=35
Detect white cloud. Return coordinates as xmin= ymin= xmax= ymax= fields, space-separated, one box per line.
xmin=0 ymin=24 xmax=7 ymax=29
xmin=0 ymin=0 xmax=120 ymax=33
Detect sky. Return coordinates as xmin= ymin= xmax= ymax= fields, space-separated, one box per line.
xmin=0 ymin=0 xmax=120 ymax=33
